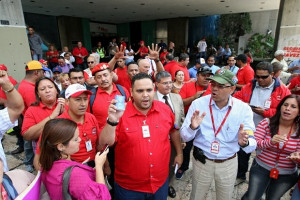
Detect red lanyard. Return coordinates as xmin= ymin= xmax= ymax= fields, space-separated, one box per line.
xmin=209 ymin=98 xmax=232 ymax=137
xmin=275 ymin=124 xmax=293 ymax=162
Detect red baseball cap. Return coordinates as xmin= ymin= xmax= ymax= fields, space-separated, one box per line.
xmin=140 ymin=41 xmax=145 ymax=45
xmin=0 ymin=64 xmax=7 ymax=71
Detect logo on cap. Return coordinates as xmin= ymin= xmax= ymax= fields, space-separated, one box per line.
xmin=217 ymin=69 xmax=225 ymax=75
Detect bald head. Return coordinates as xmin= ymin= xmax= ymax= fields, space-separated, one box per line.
xmin=138 ymin=59 xmax=150 ymax=74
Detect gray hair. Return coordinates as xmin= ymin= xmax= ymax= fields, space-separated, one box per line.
xmin=155 ymin=71 xmax=171 ymax=83
xmin=274 ymin=50 xmax=284 ymax=57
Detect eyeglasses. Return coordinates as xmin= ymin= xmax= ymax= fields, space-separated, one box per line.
xmin=255 ymin=75 xmax=270 ymax=80
xmin=160 ymin=81 xmax=173 ymax=86
xmin=210 ymin=82 xmax=231 ymax=89
xmin=117 ymin=61 xmax=124 ymax=63
xmin=87 ymin=61 xmax=94 ymax=64
xmin=70 ymin=76 xmax=84 ymax=80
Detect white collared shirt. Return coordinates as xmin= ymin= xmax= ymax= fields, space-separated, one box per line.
xmin=156 ymin=91 xmax=174 ymax=112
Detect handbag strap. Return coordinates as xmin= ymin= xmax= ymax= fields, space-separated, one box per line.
xmin=62 ymin=165 xmax=86 ymax=200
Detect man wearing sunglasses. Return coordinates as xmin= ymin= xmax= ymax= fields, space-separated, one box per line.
xmin=84 ymin=56 xmax=97 ymax=87
xmin=234 ymin=61 xmax=290 ymax=185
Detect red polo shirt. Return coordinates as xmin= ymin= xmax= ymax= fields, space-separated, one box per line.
xmin=90 ymin=83 xmax=130 ymax=131
xmin=0 ymin=76 xmax=17 ymax=100
xmin=288 ymin=75 xmax=300 ymax=95
xmin=139 ymin=46 xmax=149 ymax=58
xmin=236 ymin=64 xmax=254 ymax=86
xmin=57 ymin=111 xmax=100 ymax=162
xmin=115 ymin=100 xmax=175 ymax=193
xmin=179 ymin=82 xmax=211 ymax=113
xmin=22 ymin=102 xmax=58 ymax=137
xmin=169 ymin=64 xmax=190 ymax=82
xmin=72 ymin=47 xmax=89 ymax=64
xmin=114 ymin=66 xmax=132 ymax=91
xmin=18 ymin=80 xmax=37 ymax=115
xmin=46 ymin=50 xmax=59 ymax=63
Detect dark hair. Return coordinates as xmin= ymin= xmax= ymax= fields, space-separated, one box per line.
xmin=272 ymin=62 xmax=283 ymax=74
xmin=69 ymin=67 xmax=84 ymax=78
xmin=256 ymin=61 xmax=273 ymax=74
xmin=207 ymin=56 xmax=215 ymax=61
xmin=32 ymin=77 xmax=60 ymax=106
xmin=175 ymin=70 xmax=184 ymax=77
xmin=244 ymin=49 xmax=250 ymax=54
xmin=39 ymin=119 xmax=77 ymax=171
xmin=166 ymin=53 xmax=174 ymax=61
xmin=131 ymin=73 xmax=153 ymax=88
xmin=179 ymin=53 xmax=189 ymax=62
xmin=127 ymin=61 xmax=138 ymax=69
xmin=269 ymin=94 xmax=300 ymax=138
xmin=58 ymin=56 xmax=64 ymax=60
xmin=155 ymin=71 xmax=171 ymax=83
xmin=28 ymin=26 xmax=35 ymax=30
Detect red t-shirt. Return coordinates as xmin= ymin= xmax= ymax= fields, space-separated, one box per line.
xmin=72 ymin=47 xmax=89 ymax=64
xmin=179 ymin=82 xmax=211 ymax=113
xmin=0 ymin=76 xmax=18 ymax=100
xmin=57 ymin=111 xmax=100 ymax=162
xmin=236 ymin=64 xmax=254 ymax=85
xmin=288 ymin=75 xmax=300 ymax=95
xmin=169 ymin=64 xmax=190 ymax=82
xmin=164 ymin=61 xmax=178 ymax=74
xmin=90 ymin=84 xmax=130 ymax=132
xmin=139 ymin=46 xmax=149 ymax=58
xmin=18 ymin=80 xmax=36 ymax=115
xmin=160 ymin=52 xmax=168 ymax=65
xmin=22 ymin=102 xmax=58 ymax=137
xmin=115 ymin=100 xmax=175 ymax=193
xmin=114 ymin=66 xmax=132 ymax=92
xmin=46 ymin=51 xmax=59 ymax=63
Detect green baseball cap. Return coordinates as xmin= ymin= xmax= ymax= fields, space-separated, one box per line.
xmin=207 ymin=69 xmax=238 ymax=86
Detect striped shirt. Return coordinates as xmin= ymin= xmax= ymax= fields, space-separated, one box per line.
xmin=255 ymin=118 xmax=300 ymax=174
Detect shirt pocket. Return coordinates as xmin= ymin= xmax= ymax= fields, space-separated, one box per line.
xmin=219 ymin=125 xmax=239 ymax=142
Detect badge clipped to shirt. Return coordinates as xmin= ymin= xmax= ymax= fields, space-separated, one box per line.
xmin=85 ymin=140 xmax=92 ymax=152
xmin=270 ymin=168 xmax=279 ymax=179
xmin=211 ymin=141 xmax=220 ymax=154
xmin=142 ymin=125 xmax=150 ymax=138
xmin=264 ymin=98 xmax=271 ymax=109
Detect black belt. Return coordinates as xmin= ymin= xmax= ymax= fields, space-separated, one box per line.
xmin=193 ymin=146 xmax=236 ymax=164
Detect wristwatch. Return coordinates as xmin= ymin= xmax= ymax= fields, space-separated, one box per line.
xmin=107 ymin=118 xmax=119 ymax=126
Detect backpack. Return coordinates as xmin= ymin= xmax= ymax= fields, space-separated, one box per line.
xmin=89 ymin=84 xmax=127 ymax=114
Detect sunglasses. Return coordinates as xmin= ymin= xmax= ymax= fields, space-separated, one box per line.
xmin=87 ymin=61 xmax=94 ymax=64
xmin=255 ymin=75 xmax=270 ymax=79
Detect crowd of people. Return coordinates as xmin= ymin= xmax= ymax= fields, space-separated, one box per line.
xmin=0 ymin=30 xmax=299 ymax=200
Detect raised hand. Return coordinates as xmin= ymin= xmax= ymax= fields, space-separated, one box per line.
xmin=190 ymin=110 xmax=206 ymax=130
xmin=107 ymin=99 xmax=125 ymax=123
xmin=238 ymin=124 xmax=249 ymax=147
xmin=147 ymin=43 xmax=161 ymax=60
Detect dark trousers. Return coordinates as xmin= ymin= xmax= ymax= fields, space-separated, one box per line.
xmin=237 ymin=148 xmax=251 ymax=179
xmin=179 ymin=140 xmax=194 ymax=171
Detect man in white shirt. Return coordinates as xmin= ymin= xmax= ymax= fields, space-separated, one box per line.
xmin=197 ymin=37 xmax=207 ymax=59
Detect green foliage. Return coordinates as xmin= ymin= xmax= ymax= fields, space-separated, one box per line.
xmin=218 ymin=13 xmax=252 ymax=44
xmin=246 ymin=33 xmax=274 ymax=58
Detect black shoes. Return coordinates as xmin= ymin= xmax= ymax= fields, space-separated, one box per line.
xmin=168 ymin=186 xmax=176 ymax=198
xmin=11 ymin=147 xmax=24 ymax=154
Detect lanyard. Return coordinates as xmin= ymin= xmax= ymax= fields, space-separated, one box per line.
xmin=209 ymin=98 xmax=232 ymax=137
xmin=274 ymin=124 xmax=293 ymax=165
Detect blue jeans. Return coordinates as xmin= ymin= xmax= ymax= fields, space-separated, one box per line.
xmin=242 ymin=159 xmax=298 ymax=200
xmin=32 ymin=53 xmax=43 ymax=61
xmin=23 ymin=140 xmax=34 ymax=166
xmin=114 ymin=178 xmax=168 ymax=200
xmin=291 ymin=183 xmax=300 ymax=200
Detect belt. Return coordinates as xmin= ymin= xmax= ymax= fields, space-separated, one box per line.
xmin=205 ymin=154 xmax=236 ymax=163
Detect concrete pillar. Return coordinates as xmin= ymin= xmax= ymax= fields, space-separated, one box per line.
xmin=0 ymin=0 xmax=31 ymax=81
xmin=275 ymin=0 xmax=300 ymax=61
xmin=168 ymin=18 xmax=189 ymax=56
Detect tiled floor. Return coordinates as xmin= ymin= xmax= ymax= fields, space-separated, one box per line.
xmin=2 ymin=133 xmax=293 ymax=200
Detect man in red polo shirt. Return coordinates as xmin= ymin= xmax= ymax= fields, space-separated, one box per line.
xmin=114 ymin=58 xmax=131 ymax=90
xmin=169 ymin=53 xmax=190 ymax=82
xmin=72 ymin=41 xmax=89 ymax=70
xmin=164 ymin=53 xmax=178 ymax=74
xmin=176 ymin=66 xmax=213 ymax=180
xmin=18 ymin=60 xmax=49 ymax=172
xmin=235 ymin=54 xmax=254 ymax=90
xmin=135 ymin=40 xmax=149 ymax=58
xmin=100 ymin=73 xmax=182 ymax=199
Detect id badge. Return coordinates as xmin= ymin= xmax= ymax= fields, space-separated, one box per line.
xmin=211 ymin=141 xmax=220 ymax=154
xmin=142 ymin=125 xmax=150 ymax=138
xmin=85 ymin=140 xmax=92 ymax=152
xmin=264 ymin=99 xmax=271 ymax=109
xmin=270 ymin=168 xmax=279 ymax=179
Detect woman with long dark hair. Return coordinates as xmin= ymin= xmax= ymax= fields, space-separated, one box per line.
xmin=40 ymin=118 xmax=110 ymax=199
xmin=242 ymin=94 xmax=300 ymax=200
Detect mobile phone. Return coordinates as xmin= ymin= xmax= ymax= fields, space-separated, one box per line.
xmin=101 ymin=144 xmax=109 ymax=154
xmin=250 ymin=105 xmax=257 ymax=108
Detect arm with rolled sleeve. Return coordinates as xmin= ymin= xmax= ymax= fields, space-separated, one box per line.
xmin=240 ymin=102 xmax=257 ymax=153
xmin=180 ymin=100 xmax=201 ymax=142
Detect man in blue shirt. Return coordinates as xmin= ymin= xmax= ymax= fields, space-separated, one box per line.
xmin=207 ymin=56 xmax=220 ymax=74
xmin=288 ymin=58 xmax=300 ymax=74
xmin=189 ymin=58 xmax=206 ymax=79
xmin=180 ymin=69 xmax=256 ymax=200
xmin=222 ymin=56 xmax=239 ymax=75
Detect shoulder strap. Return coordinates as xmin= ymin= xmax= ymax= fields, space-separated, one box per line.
xmin=116 ymin=84 xmax=127 ymax=101
xmin=62 ymin=165 xmax=86 ymax=200
xmin=89 ymin=87 xmax=98 ymax=114
xmin=2 ymin=174 xmax=18 ymax=199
